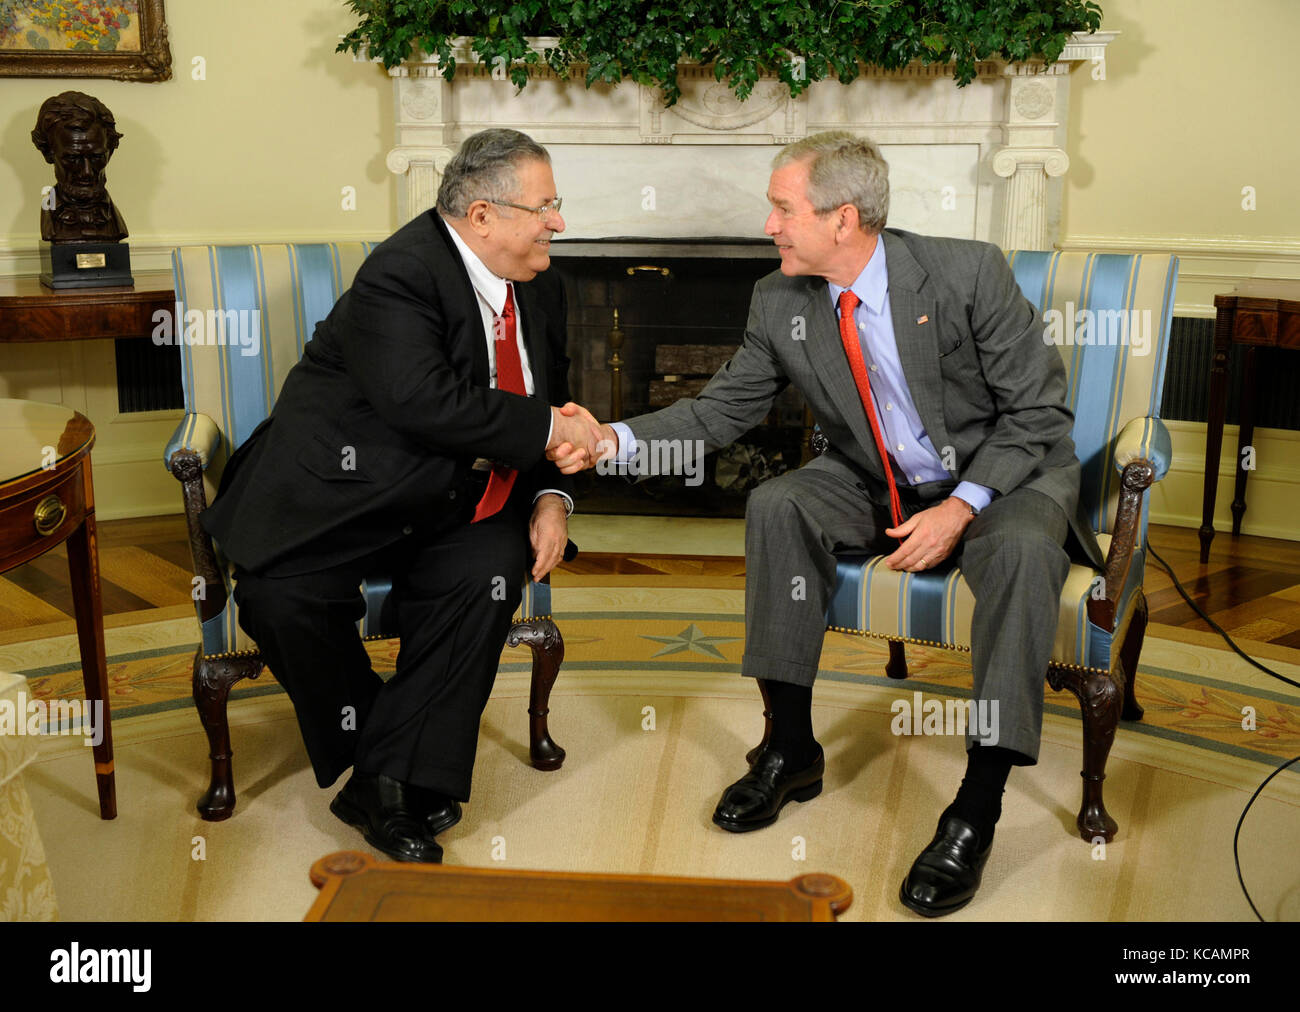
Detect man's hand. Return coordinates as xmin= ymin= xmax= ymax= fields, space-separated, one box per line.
xmin=529 ymin=493 xmax=568 ymax=581
xmin=546 ymin=402 xmax=617 ymax=474
xmin=883 ymin=497 xmax=976 ymax=572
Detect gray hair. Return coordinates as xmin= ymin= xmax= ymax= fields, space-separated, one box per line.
xmin=772 ymin=131 xmax=889 ymax=233
xmin=436 ymin=128 xmax=551 ymax=217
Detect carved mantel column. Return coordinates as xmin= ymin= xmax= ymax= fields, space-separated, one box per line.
xmin=992 ymin=69 xmax=1071 ymax=251
xmin=386 ymin=63 xmax=456 ymax=223
xmin=992 ymin=32 xmax=1116 ymax=249
xmin=386 ymin=145 xmax=453 ymax=224
xmin=993 ymin=144 xmax=1070 ymax=251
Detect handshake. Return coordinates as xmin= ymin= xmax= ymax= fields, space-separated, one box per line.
xmin=547 ymin=402 xmax=618 ymax=475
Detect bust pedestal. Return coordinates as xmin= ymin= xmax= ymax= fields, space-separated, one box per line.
xmin=39 ymin=241 xmax=133 ymax=290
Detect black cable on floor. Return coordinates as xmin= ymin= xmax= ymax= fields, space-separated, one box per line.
xmin=1232 ymin=754 xmax=1300 ymax=922
xmin=1146 ymin=540 xmax=1299 ymax=689
xmin=1146 ymin=538 xmax=1299 ymax=922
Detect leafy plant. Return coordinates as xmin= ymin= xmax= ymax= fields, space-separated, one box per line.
xmin=337 ymin=1 xmax=1103 ymax=106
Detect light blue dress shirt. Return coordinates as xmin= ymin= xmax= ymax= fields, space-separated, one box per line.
xmin=611 ymin=238 xmax=993 ymax=514
xmin=826 ymin=239 xmax=992 ymax=513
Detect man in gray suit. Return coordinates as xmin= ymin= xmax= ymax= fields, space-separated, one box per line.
xmin=553 ymin=131 xmax=1103 ymax=916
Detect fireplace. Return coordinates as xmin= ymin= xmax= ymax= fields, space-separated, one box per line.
xmin=550 ymin=239 xmax=802 ymax=515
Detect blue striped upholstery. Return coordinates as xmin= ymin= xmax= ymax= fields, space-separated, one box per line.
xmin=828 ymin=251 xmax=1179 ymax=674
xmin=1006 ymin=251 xmax=1179 ymax=537
xmin=166 ymin=243 xmax=552 ymax=659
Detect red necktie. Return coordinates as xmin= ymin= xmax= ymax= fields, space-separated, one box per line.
xmin=836 ymin=289 xmax=903 ymax=532
xmin=472 ymin=284 xmax=524 ymax=523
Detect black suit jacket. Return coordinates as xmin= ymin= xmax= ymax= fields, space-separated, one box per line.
xmin=201 ymin=210 xmax=574 ymax=576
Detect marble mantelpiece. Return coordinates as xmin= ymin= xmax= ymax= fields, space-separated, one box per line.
xmin=380 ymin=33 xmax=1116 ymax=251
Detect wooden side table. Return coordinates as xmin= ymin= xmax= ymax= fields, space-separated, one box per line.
xmin=0 ymin=399 xmax=114 ymax=819
xmin=305 ymin=851 xmax=853 ymax=921
xmin=1199 ymin=282 xmax=1300 ymax=563
xmin=0 ymin=270 xmax=174 ymax=344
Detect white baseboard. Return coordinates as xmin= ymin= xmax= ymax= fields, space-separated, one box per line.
xmin=1148 ymin=421 xmax=1299 ymax=542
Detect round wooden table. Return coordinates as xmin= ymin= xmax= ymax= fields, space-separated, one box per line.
xmin=0 ymin=398 xmax=114 ymax=819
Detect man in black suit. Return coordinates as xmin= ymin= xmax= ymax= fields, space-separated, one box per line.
xmin=201 ymin=129 xmax=603 ymax=863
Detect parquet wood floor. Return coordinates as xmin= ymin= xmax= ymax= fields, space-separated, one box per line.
xmin=2 ymin=516 xmax=1297 ymax=651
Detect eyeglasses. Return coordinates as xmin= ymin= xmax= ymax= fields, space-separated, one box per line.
xmin=484 ymin=197 xmax=563 ymax=220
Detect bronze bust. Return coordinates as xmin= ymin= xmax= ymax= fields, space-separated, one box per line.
xmin=31 ymin=91 xmax=129 ymax=244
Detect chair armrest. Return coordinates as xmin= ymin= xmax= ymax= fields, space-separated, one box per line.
xmin=1086 ymin=459 xmax=1157 ymax=632
xmin=1113 ymin=416 xmax=1171 ymax=482
xmin=165 ymin=424 xmax=228 ymax=624
xmin=164 ymin=413 xmax=223 ymax=473
xmin=1088 ymin=417 xmax=1170 ymax=631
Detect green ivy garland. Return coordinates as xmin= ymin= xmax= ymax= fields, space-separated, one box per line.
xmin=338 ymin=1 xmax=1103 ymax=106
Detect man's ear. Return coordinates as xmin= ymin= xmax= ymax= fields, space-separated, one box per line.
xmin=465 ymin=199 xmax=493 ymax=238
xmin=836 ymin=205 xmax=860 ymax=239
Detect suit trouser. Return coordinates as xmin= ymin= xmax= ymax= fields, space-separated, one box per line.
xmin=741 ymin=451 xmax=1070 ymax=764
xmin=231 ymin=486 xmax=529 ymax=799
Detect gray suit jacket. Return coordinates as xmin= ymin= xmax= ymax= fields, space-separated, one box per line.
xmin=625 ymin=228 xmax=1106 ymax=569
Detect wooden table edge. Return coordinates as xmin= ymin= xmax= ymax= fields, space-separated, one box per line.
xmin=305 ymin=850 xmax=853 ymax=922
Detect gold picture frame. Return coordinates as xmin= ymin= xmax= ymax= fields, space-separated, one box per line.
xmin=0 ymin=0 xmax=171 ymax=81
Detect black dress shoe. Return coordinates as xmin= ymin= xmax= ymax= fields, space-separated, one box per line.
xmin=899 ymin=815 xmax=994 ymax=917
xmin=409 ymin=786 xmax=462 ymax=838
xmin=329 ymin=773 xmax=444 ymax=864
xmin=711 ymin=746 xmax=824 ymax=833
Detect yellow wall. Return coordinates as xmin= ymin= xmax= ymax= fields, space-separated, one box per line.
xmin=0 ymin=0 xmax=1295 ymax=536
xmin=0 ymin=0 xmax=395 ymax=518
xmin=1065 ymin=0 xmax=1300 ymax=248
xmin=1 ymin=0 xmax=395 ymax=266
xmin=1064 ymin=0 xmax=1300 ymax=542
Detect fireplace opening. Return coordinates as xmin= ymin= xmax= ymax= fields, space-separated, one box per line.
xmin=550 ymin=238 xmax=810 ymax=517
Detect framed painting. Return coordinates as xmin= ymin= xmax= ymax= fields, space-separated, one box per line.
xmin=0 ymin=0 xmax=171 ymax=80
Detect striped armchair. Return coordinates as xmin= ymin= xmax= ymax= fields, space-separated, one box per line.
xmin=163 ymin=243 xmax=566 ymax=822
xmin=793 ymin=251 xmax=1178 ymax=843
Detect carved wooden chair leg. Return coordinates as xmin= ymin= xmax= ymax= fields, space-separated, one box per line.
xmin=745 ymin=677 xmax=775 ymax=765
xmin=1052 ymin=665 xmax=1122 ymax=842
xmin=193 ymin=651 xmax=263 ymax=821
xmin=507 ymin=618 xmax=566 ymax=771
xmin=886 ymin=640 xmax=909 ymax=680
xmin=1119 ymin=593 xmax=1148 ymax=722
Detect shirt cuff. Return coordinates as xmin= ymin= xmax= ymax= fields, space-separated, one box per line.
xmin=951 ymin=482 xmax=994 ymax=514
xmin=608 ymin=421 xmax=637 ymax=462
xmin=533 ymin=489 xmax=574 ymax=516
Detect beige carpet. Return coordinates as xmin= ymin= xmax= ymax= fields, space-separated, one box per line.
xmin=15 ymin=584 xmax=1300 ymax=922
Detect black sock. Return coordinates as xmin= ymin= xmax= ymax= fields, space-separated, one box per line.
xmin=945 ymin=745 xmax=1017 ymax=842
xmin=760 ymin=679 xmax=818 ymax=768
